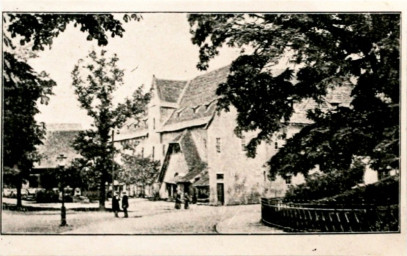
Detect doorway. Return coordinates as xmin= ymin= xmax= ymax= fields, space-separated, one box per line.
xmin=217 ymin=183 xmax=224 ymax=205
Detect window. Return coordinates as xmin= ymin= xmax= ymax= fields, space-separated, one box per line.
xmin=141 ymin=147 xmax=144 ymax=158
xmin=274 ymin=142 xmax=279 ymax=150
xmin=216 ymin=138 xmax=221 ymax=153
xmin=173 ymin=143 xmax=181 ymax=153
xmin=203 ymin=138 xmax=207 ymax=149
xmin=153 ymin=118 xmax=155 ymax=130
xmin=216 ymin=174 xmax=224 ymax=180
xmin=152 ymin=146 xmax=155 ymax=160
xmin=162 ymin=144 xmax=166 ymax=156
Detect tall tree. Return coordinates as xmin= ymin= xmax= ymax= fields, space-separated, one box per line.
xmin=3 ymin=13 xmax=140 ymax=207
xmin=188 ymin=14 xmax=399 ymax=179
xmin=72 ymin=49 xmax=150 ymax=210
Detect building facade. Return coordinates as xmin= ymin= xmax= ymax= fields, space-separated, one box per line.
xmin=31 ymin=123 xmax=83 ymax=189
xmin=114 ymin=65 xmax=357 ymax=205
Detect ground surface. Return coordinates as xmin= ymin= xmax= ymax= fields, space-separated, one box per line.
xmin=2 ymin=198 xmax=283 ymax=234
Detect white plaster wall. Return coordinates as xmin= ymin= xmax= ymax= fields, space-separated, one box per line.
xmin=159 ymin=151 xmax=189 ymax=199
xmin=207 ymin=109 xmax=269 ymax=205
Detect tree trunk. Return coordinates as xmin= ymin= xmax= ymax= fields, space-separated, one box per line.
xmin=99 ymin=177 xmax=106 ymax=211
xmin=16 ymin=176 xmax=22 ymax=208
xmin=16 ymin=183 xmax=22 ymax=207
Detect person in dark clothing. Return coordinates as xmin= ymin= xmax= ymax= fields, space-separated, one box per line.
xmin=122 ymin=191 xmax=129 ymax=218
xmin=112 ymin=192 xmax=120 ymax=217
xmin=175 ymin=192 xmax=181 ymax=209
xmin=184 ymin=193 xmax=190 ymax=209
xmin=192 ymin=190 xmax=197 ymax=204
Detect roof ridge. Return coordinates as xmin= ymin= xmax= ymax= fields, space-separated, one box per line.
xmin=155 ymin=77 xmax=188 ymax=82
xmin=176 ymin=79 xmax=192 ymax=107
xmin=190 ymin=64 xmax=231 ymax=81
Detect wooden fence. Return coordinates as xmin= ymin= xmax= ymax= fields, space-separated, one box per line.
xmin=261 ymin=198 xmax=399 ymax=232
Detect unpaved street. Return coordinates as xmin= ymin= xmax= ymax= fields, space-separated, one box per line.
xmin=2 ymin=198 xmax=282 ymax=234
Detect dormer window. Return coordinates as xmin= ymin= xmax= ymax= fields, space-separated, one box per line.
xmin=204 ymin=102 xmax=212 ymax=112
xmin=192 ymin=106 xmax=199 ymax=114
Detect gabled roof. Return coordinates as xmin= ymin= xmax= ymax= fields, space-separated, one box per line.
xmin=178 ymin=165 xmax=207 ymax=183
xmin=160 ymin=66 xmax=230 ymax=132
xmin=193 ymin=171 xmax=209 ymax=187
xmin=115 ymin=118 xmax=148 ymax=141
xmin=177 ymin=130 xmax=203 ymax=171
xmin=290 ymin=85 xmax=352 ymax=124
xmin=155 ymin=78 xmax=187 ymax=103
xmin=121 ymin=65 xmax=353 ymax=136
xmin=46 ymin=123 xmax=83 ymax=131
xmin=158 ymin=130 xmax=206 ymax=183
xmin=34 ymin=129 xmax=82 ymax=169
xmin=179 ymin=65 xmax=230 ymax=108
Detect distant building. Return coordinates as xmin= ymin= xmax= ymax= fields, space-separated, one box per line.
xmin=115 ymin=66 xmax=356 ymax=205
xmin=30 ymin=123 xmax=83 ymax=188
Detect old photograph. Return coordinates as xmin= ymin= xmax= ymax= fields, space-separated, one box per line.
xmin=1 ymin=12 xmax=401 ymax=236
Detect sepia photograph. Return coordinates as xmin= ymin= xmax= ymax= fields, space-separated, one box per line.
xmin=1 ymin=2 xmax=405 ymax=254
xmin=1 ymin=11 xmax=401 ymax=235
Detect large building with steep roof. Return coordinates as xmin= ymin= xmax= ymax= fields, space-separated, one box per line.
xmin=114 ymin=65 xmax=353 ymax=205
xmin=30 ymin=123 xmax=83 ymax=188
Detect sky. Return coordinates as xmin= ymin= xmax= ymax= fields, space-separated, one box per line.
xmin=28 ymin=13 xmax=240 ymax=130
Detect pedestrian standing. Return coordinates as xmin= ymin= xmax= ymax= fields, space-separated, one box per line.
xmin=122 ymin=191 xmax=129 ymax=218
xmin=175 ymin=192 xmax=181 ymax=209
xmin=184 ymin=192 xmax=190 ymax=209
xmin=112 ymin=192 xmax=120 ymax=218
xmin=192 ymin=190 xmax=197 ymax=204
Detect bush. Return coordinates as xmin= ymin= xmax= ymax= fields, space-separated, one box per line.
xmin=319 ymin=175 xmax=399 ymax=205
xmin=83 ymin=190 xmax=99 ymax=202
xmin=36 ymin=190 xmax=59 ymax=203
xmin=285 ymin=161 xmax=365 ymax=201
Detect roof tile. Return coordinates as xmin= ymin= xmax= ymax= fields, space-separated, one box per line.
xmin=155 ymin=79 xmax=187 ymax=103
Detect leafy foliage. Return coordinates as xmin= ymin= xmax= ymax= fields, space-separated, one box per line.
xmin=317 ymin=174 xmax=399 ymax=205
xmin=3 ymin=13 xmax=140 ymax=206
xmin=118 ymin=149 xmax=160 ymax=197
xmin=3 ymin=52 xmax=55 ymax=206
xmin=189 ymin=14 xmax=400 ymax=178
xmin=71 ymin=49 xmax=150 ymax=209
xmin=284 ymin=158 xmax=365 ymax=201
xmin=4 ymin=14 xmax=140 ymax=51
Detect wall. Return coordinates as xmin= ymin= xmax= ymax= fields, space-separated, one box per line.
xmin=207 ymin=109 xmax=268 ymax=205
xmin=159 ymin=150 xmax=189 ymax=199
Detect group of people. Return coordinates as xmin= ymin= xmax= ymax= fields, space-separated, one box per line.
xmin=112 ymin=191 xmax=129 ymax=218
xmin=175 ymin=192 xmax=191 ymax=210
xmin=111 ymin=191 xmax=194 ymax=217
